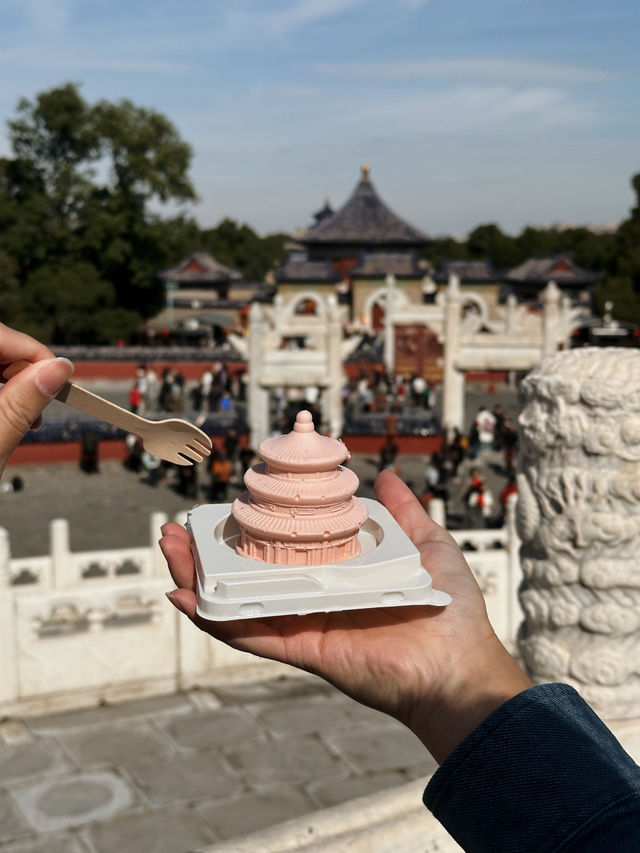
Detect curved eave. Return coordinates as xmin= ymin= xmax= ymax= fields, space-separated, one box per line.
xmin=243 ymin=465 xmax=359 ymax=505
xmin=232 ymin=497 xmax=368 ymax=541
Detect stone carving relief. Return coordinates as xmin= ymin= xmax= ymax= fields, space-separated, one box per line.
xmin=516 ymin=348 xmax=640 ymax=717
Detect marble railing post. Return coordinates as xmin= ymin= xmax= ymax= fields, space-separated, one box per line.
xmin=326 ymin=294 xmax=345 ymax=439
xmin=442 ymin=273 xmax=464 ymax=438
xmin=247 ymin=302 xmax=270 ymax=448
xmin=383 ymin=274 xmax=395 ymax=376
xmin=516 ymin=348 xmax=640 ymax=718
xmin=0 ymin=527 xmax=18 ymax=704
xmin=540 ymin=280 xmax=560 ymax=358
xmin=50 ymin=518 xmax=73 ymax=588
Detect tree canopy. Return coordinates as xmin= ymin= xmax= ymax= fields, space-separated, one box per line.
xmin=0 ymin=84 xmax=288 ymax=344
xmin=423 ymin=199 xmax=640 ymax=325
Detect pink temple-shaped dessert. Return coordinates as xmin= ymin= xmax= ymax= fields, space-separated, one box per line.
xmin=232 ymin=411 xmax=369 ymax=565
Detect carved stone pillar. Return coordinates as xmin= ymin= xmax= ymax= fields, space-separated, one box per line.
xmin=383 ymin=274 xmax=395 ymax=376
xmin=517 ymin=348 xmax=640 ymax=718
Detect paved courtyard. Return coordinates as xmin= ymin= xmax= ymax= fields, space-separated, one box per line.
xmin=0 ymin=674 xmax=438 ymax=853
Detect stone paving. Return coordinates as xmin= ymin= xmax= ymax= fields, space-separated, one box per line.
xmin=0 ymin=675 xmax=437 ymax=853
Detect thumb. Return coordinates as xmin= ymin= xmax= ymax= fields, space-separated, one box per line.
xmin=0 ymin=357 xmax=74 ymax=465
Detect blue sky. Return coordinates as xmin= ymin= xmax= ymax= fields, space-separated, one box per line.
xmin=0 ymin=0 xmax=638 ymax=238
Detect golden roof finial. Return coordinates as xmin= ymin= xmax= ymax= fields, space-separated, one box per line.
xmin=361 ymin=163 xmax=371 ymax=182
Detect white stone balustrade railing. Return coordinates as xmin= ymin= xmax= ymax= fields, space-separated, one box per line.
xmin=0 ymin=500 xmax=522 ymax=716
xmin=430 ymin=495 xmax=522 ymax=652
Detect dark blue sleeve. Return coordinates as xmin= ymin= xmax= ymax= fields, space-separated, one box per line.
xmin=424 ymin=683 xmax=640 ymax=852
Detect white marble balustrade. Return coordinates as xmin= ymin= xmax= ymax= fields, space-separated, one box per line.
xmin=0 ymin=501 xmax=521 ymax=716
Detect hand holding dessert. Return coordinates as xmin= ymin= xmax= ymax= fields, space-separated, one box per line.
xmin=161 ymin=469 xmax=531 ymax=763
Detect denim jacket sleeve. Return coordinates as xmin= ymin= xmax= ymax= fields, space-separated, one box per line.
xmin=424 ymin=683 xmax=640 ymax=852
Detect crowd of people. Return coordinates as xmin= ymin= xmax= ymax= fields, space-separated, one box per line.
xmin=123 ymin=424 xmax=256 ymax=501
xmin=128 ymin=361 xmax=247 ymax=417
xmin=378 ymin=401 xmax=519 ymax=529
xmin=126 ymin=361 xmax=521 ymax=531
xmin=122 ymin=361 xmax=251 ymax=497
xmin=344 ymin=369 xmax=437 ymax=418
xmin=262 ymin=369 xmax=436 ymax=438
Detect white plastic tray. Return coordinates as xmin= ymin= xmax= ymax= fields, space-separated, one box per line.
xmin=187 ymin=498 xmax=451 ymax=621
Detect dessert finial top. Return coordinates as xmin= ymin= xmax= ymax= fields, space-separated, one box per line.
xmin=293 ymin=410 xmax=314 ymax=433
xmin=258 ymin=409 xmax=350 ymax=471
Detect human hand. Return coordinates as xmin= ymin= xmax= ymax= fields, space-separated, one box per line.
xmin=0 ymin=323 xmax=75 ymax=476
xmin=161 ymin=470 xmax=531 ymax=762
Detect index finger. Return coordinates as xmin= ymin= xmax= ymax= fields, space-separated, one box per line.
xmin=0 ymin=323 xmax=54 ymax=370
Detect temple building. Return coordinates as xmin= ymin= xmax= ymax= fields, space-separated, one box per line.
xmin=150 ymin=251 xmax=273 ymax=342
xmin=275 ymin=165 xmax=431 ymax=328
xmin=159 ymin=251 xmax=242 ymax=301
xmin=502 ymin=255 xmax=600 ymax=306
xmin=434 ymin=259 xmax=503 ymax=316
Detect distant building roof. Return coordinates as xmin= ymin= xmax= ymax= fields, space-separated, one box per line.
xmin=302 ymin=165 xmax=430 ymax=248
xmin=275 ymin=258 xmax=341 ymax=283
xmin=312 ymin=199 xmax=334 ymax=225
xmin=505 ymin=255 xmax=600 ymax=287
xmin=159 ymin=252 xmax=242 ymax=285
xmin=435 ymin=259 xmax=501 ymax=283
xmin=351 ymin=251 xmax=423 ymax=278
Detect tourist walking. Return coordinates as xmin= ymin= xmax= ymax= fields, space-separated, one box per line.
xmin=474 ymin=406 xmax=497 ymax=453
xmin=208 ymin=451 xmax=232 ymax=501
xmin=467 ymin=481 xmax=494 ymax=528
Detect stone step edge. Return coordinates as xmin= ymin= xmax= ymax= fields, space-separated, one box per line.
xmin=196 ymin=777 xmax=461 ymax=853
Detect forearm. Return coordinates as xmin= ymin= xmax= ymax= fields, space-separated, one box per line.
xmin=408 ymin=635 xmax=532 ymax=764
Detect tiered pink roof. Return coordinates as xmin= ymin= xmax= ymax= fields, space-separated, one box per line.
xmin=232 ymin=411 xmax=368 ymax=565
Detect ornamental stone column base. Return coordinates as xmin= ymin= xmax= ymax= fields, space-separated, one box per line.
xmin=516 ymin=348 xmax=640 ymax=720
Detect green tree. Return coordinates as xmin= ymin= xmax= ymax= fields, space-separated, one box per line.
xmin=466 ymin=223 xmax=522 ymax=269
xmin=19 ymin=261 xmax=140 ymax=344
xmin=600 ymin=173 xmax=640 ymax=325
xmin=199 ymin=218 xmax=288 ymax=281
xmin=422 ymin=235 xmax=470 ymax=271
xmin=93 ymin=99 xmax=195 ymax=207
xmin=0 ymin=250 xmax=21 ymax=319
xmin=9 ymin=83 xmax=96 ymax=225
xmin=0 ymin=83 xmax=197 ymax=341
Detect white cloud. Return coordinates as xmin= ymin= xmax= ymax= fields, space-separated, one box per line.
xmin=315 ymin=58 xmax=617 ymax=85
xmin=265 ymin=0 xmax=373 ymax=33
xmin=343 ymin=84 xmax=596 ymax=133
xmin=261 ymin=0 xmax=431 ymax=34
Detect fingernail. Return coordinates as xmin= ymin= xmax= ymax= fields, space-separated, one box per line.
xmin=165 ymin=591 xmax=186 ymax=614
xmin=35 ymin=358 xmax=75 ymax=398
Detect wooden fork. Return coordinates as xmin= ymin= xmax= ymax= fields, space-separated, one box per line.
xmin=56 ymin=382 xmax=212 ymax=466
